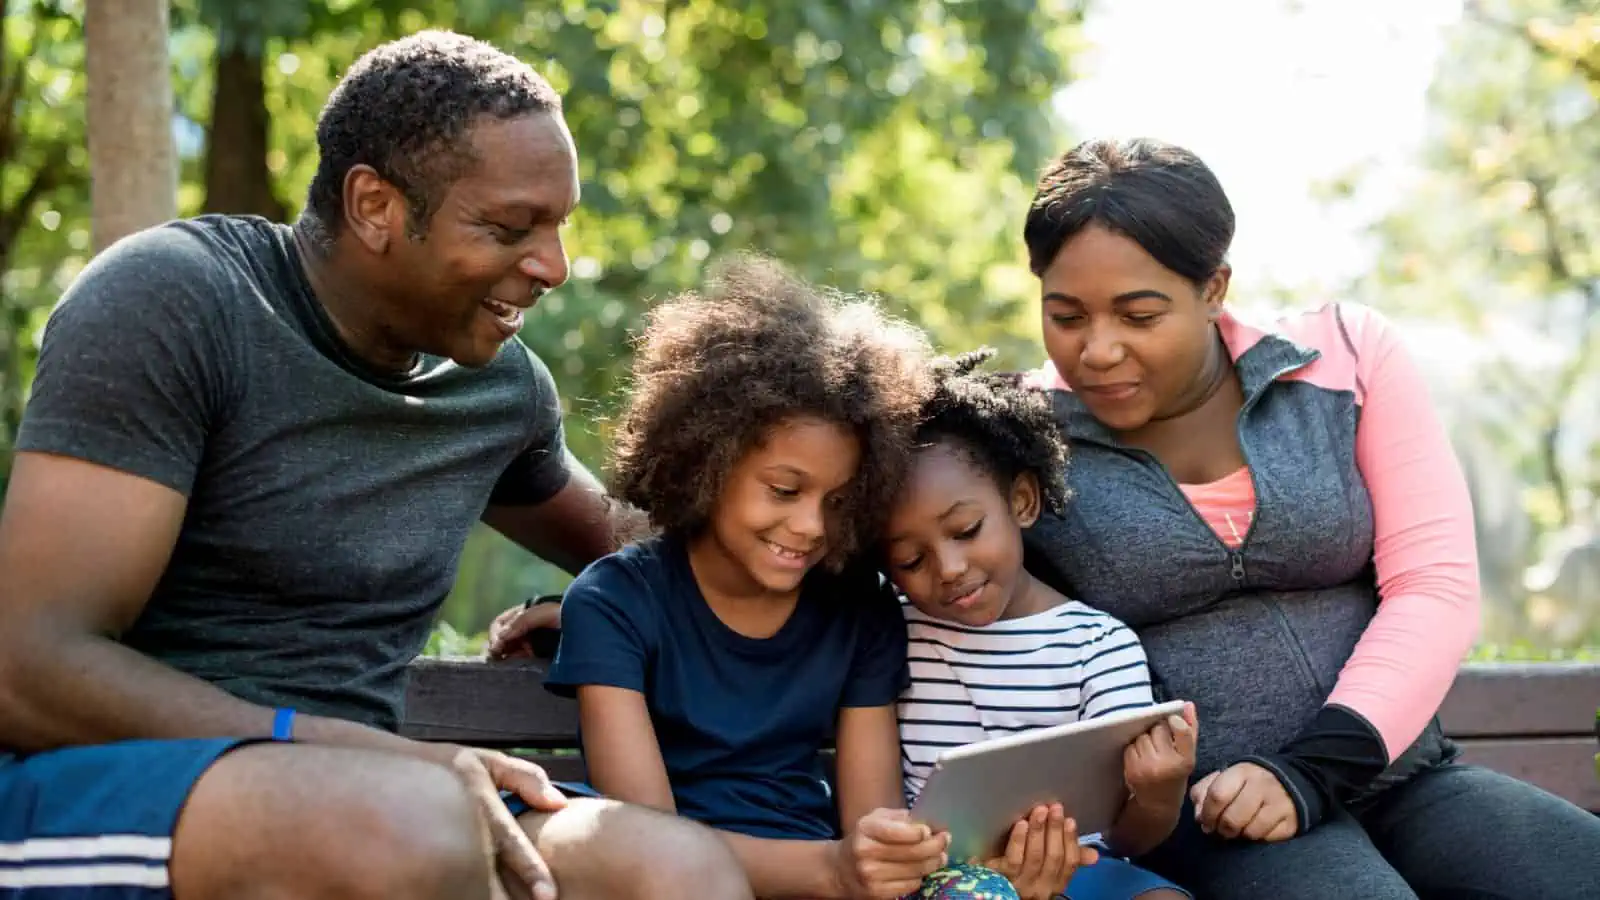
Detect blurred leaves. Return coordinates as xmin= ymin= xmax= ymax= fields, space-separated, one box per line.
xmin=1355 ymin=0 xmax=1600 ymax=647
xmin=1 ymin=0 xmax=1086 ymax=628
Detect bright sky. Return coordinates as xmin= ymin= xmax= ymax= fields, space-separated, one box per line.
xmin=1056 ymin=0 xmax=1466 ymax=300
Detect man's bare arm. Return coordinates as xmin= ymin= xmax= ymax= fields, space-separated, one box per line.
xmin=0 ymin=451 xmax=452 ymax=765
xmin=481 ymin=453 xmax=648 ymax=576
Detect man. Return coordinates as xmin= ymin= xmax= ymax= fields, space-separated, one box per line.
xmin=0 ymin=30 xmax=749 ymax=900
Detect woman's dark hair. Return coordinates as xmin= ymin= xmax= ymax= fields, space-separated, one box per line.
xmin=609 ymin=253 xmax=932 ymax=567
xmin=1023 ymin=138 xmax=1235 ymax=286
xmin=914 ymin=349 xmax=1070 ymax=516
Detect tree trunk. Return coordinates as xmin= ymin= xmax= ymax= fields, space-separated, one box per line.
xmin=202 ymin=44 xmax=286 ymax=221
xmin=85 ymin=0 xmax=177 ymax=254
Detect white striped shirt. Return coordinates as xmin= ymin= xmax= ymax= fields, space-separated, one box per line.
xmin=898 ymin=598 xmax=1155 ymax=804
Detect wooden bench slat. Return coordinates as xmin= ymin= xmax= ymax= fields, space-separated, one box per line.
xmin=1438 ymin=663 xmax=1600 ymax=738
xmin=401 ymin=657 xmax=577 ymax=747
xmin=404 ymin=658 xmax=1599 ymax=744
xmin=1452 ymin=737 xmax=1600 ymax=812
xmin=400 ymin=656 xmax=1600 ymax=812
xmin=519 ymin=753 xmax=588 ymax=784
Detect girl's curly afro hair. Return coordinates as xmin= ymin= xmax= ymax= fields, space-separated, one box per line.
xmin=608 ymin=253 xmax=933 ymax=566
xmin=914 ymin=348 xmax=1070 ymax=515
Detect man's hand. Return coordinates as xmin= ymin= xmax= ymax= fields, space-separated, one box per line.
xmin=1124 ymin=702 xmax=1199 ymax=804
xmin=449 ymin=746 xmax=568 ymax=899
xmin=1190 ymin=761 xmax=1297 ymax=842
xmin=487 ymin=602 xmax=561 ymax=660
xmin=980 ymin=804 xmax=1097 ymax=900
xmin=831 ymin=808 xmax=949 ymax=899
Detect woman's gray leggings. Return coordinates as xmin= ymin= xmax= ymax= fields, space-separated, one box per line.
xmin=1139 ymin=761 xmax=1600 ymax=899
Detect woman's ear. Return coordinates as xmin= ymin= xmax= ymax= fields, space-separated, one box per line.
xmin=1203 ymin=264 xmax=1232 ymax=320
xmin=1010 ymin=471 xmax=1043 ymax=528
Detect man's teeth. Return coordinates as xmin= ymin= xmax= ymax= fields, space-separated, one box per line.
xmin=484 ymin=298 xmax=518 ymax=319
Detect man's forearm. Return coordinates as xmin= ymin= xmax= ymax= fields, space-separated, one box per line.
xmin=718 ymin=830 xmax=844 ymax=899
xmin=0 ymin=629 xmax=455 ymax=767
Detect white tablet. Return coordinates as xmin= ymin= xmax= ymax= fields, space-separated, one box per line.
xmin=908 ymin=699 xmax=1188 ymax=862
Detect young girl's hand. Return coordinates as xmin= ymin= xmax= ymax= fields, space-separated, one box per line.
xmin=1124 ymin=702 xmax=1199 ymax=804
xmin=979 ymin=804 xmax=1097 ymax=900
xmin=832 ymin=807 xmax=949 ymax=899
xmin=486 ymin=599 xmax=561 ymax=659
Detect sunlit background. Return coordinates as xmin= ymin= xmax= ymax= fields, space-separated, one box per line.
xmin=2 ymin=0 xmax=1596 ymax=656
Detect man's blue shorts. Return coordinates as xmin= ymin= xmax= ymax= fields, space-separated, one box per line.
xmin=1 ymin=738 xmax=255 ymax=899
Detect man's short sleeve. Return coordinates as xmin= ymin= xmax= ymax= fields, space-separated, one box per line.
xmin=544 ymin=555 xmax=656 ymax=697
xmin=15 ymin=224 xmax=237 ymax=495
xmin=840 ymin=575 xmax=911 ymax=708
xmin=489 ymin=343 xmax=576 ymax=505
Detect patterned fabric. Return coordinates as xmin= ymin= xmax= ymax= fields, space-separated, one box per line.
xmin=910 ymin=863 xmax=1020 ymax=899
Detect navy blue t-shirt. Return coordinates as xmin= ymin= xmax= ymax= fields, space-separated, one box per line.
xmin=545 ymin=535 xmax=909 ymax=840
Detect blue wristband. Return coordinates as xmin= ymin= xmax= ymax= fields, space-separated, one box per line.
xmin=271 ymin=707 xmax=296 ymax=742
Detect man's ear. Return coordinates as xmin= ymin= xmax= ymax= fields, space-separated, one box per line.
xmin=342 ymin=164 xmax=406 ymax=253
xmin=1010 ymin=471 xmax=1042 ymax=528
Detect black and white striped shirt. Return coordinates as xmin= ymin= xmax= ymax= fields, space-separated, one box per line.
xmin=897 ymin=599 xmax=1155 ymax=804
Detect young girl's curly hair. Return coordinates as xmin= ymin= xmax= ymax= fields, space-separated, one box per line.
xmin=915 ymin=348 xmax=1070 ymax=514
xmin=608 ymin=254 xmax=933 ymax=566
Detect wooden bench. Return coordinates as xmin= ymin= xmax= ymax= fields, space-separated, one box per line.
xmin=399 ymin=657 xmax=1600 ymax=812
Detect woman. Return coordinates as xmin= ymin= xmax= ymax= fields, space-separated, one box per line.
xmin=1018 ymin=137 xmax=1600 ymax=899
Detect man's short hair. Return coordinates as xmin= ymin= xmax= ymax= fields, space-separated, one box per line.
xmin=304 ymin=30 xmax=562 ymax=240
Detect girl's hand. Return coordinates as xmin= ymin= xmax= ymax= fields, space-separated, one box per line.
xmin=1191 ymin=762 xmax=1298 ymax=842
xmin=980 ymin=804 xmax=1097 ymax=900
xmin=1124 ymin=702 xmax=1199 ymax=804
xmin=832 ymin=808 xmax=949 ymax=899
xmin=487 ymin=600 xmax=561 ymax=660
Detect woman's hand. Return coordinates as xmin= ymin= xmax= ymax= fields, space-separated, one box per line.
xmin=1124 ymin=702 xmax=1199 ymax=806
xmin=980 ymin=804 xmax=1098 ymax=900
xmin=1190 ymin=762 xmax=1298 ymax=842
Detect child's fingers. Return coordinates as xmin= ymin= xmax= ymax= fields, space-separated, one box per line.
xmin=1147 ymin=722 xmax=1174 ymax=750
xmin=1040 ymin=807 xmax=1068 ymax=885
xmin=864 ymin=830 xmax=949 ymax=864
xmin=1017 ymin=806 xmax=1049 ymax=882
xmin=1171 ymin=710 xmax=1198 ymax=757
xmin=1001 ymin=816 xmax=1030 ymax=874
xmin=858 ymin=808 xmax=927 ymax=845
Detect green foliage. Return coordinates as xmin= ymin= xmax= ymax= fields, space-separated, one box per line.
xmin=0 ymin=1 xmax=91 ymax=486
xmin=1352 ymin=0 xmax=1600 ymax=649
xmin=423 ymin=621 xmax=488 ymax=658
xmin=1468 ymin=641 xmax=1600 ymax=662
xmin=1 ymin=0 xmax=1084 ymax=627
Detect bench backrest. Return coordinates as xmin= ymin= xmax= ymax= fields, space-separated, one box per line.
xmin=399 ymin=658 xmax=1600 ymax=812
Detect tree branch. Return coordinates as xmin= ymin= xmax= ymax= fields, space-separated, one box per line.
xmin=0 ymin=144 xmax=69 ymax=253
xmin=1464 ymin=1 xmax=1600 ymax=86
xmin=0 ymin=0 xmax=46 ymax=168
xmin=1523 ymin=170 xmax=1600 ymax=527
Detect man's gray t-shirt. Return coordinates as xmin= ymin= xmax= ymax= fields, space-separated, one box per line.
xmin=16 ymin=215 xmax=574 ymax=731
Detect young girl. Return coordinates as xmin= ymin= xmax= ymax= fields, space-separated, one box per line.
xmin=544 ymin=256 xmax=954 ymax=899
xmin=883 ymin=350 xmax=1196 ymax=900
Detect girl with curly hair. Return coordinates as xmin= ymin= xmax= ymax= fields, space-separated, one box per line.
xmin=883 ymin=350 xmax=1195 ymax=900
xmin=544 ymin=255 xmax=954 ymax=899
